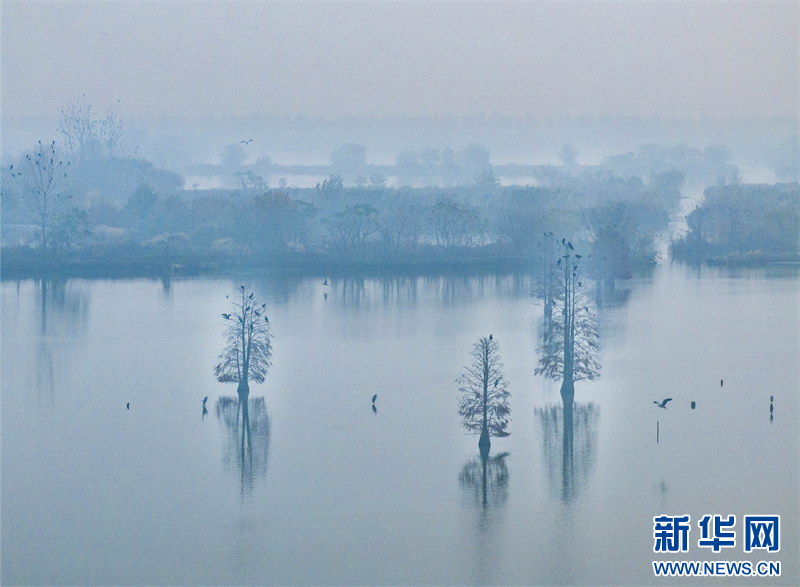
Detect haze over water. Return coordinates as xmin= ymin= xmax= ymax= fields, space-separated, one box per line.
xmin=2 ymin=265 xmax=797 ymax=585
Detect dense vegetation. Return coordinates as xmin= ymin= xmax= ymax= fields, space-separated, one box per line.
xmin=671 ymin=183 xmax=800 ymax=264
xmin=2 ymin=162 xmax=682 ymax=277
xmin=2 ymin=104 xmax=796 ymax=276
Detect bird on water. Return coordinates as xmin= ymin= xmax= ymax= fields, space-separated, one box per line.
xmin=653 ymin=398 xmax=672 ymax=409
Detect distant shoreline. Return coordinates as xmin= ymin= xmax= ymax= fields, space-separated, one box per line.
xmin=0 ymin=250 xmax=539 ymax=280
xmin=2 ymin=248 xmax=795 ymax=281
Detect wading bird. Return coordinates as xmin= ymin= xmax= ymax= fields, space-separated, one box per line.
xmin=654 ymin=398 xmax=672 ymax=409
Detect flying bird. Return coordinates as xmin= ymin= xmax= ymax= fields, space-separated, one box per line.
xmin=126 ymin=402 xmax=130 ymax=410
xmin=372 ymin=394 xmax=377 ymax=403
xmin=222 ymin=313 xmax=230 ymax=319
xmin=653 ymin=398 xmax=672 ymax=409
xmin=203 ymin=396 xmax=208 ymax=405
xmin=240 ymin=139 xmax=253 ymax=144
xmin=323 ymin=279 xmax=329 ymax=286
xmin=720 ymin=379 xmax=723 ymax=387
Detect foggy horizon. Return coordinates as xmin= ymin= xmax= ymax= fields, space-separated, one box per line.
xmin=2 ymin=1 xmax=797 ymax=120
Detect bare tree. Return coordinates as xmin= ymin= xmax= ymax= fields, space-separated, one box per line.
xmin=59 ymin=96 xmax=125 ymax=159
xmin=584 ymin=201 xmax=638 ymax=291
xmin=457 ymin=336 xmax=511 ymax=451
xmin=428 ymin=199 xmax=483 ymax=248
xmin=324 ymin=203 xmax=380 ymax=255
xmin=9 ymin=141 xmax=70 ymax=251
xmin=378 ymin=203 xmax=423 ymax=257
xmin=215 ymin=286 xmax=273 ymax=401
xmin=535 ymin=239 xmax=600 ymax=404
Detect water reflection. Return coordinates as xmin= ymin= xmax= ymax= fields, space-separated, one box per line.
xmin=459 ymin=448 xmax=510 ymax=511
xmin=459 ymin=448 xmax=510 ymax=584
xmin=216 ymin=397 xmax=271 ymax=497
xmin=31 ymin=279 xmax=89 ymax=401
xmin=34 ymin=278 xmax=90 ymax=336
xmin=536 ymin=403 xmax=600 ymax=504
xmin=324 ymin=272 xmax=536 ymax=309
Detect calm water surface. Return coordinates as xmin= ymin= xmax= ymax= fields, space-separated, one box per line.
xmin=2 ymin=265 xmax=798 ymax=585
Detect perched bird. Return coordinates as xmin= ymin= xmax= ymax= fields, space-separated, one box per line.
xmin=203 ymin=396 xmax=208 ymax=406
xmin=372 ymin=394 xmax=377 ymax=403
xmin=576 ymin=254 xmax=582 ymax=259
xmin=720 ymin=379 xmax=723 ymax=387
xmin=127 ymin=402 xmax=130 ymax=410
xmin=568 ymin=241 xmax=574 ymax=250
xmin=489 ymin=334 xmax=493 ymax=341
xmin=494 ymin=378 xmax=500 ymax=388
xmin=654 ymin=398 xmax=672 ymax=409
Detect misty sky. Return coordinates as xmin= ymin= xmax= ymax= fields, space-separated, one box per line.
xmin=2 ymin=1 xmax=797 ymax=120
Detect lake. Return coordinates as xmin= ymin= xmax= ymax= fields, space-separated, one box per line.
xmin=2 ymin=264 xmax=797 ymax=585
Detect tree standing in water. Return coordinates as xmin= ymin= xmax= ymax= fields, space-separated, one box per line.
xmin=535 ymin=239 xmax=601 ymax=405
xmin=215 ymin=286 xmax=273 ymax=402
xmin=457 ymin=336 xmax=511 ymax=452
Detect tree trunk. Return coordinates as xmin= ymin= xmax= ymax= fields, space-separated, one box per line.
xmin=560 ymin=377 xmax=574 ymax=407
xmin=479 ymin=427 xmax=491 ymax=453
xmin=481 ymin=342 xmax=490 ymax=451
xmin=237 ymin=379 xmax=250 ymax=403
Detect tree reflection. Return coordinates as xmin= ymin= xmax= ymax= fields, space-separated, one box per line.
xmin=459 ymin=448 xmax=510 ymax=511
xmin=535 ymin=402 xmax=599 ymax=504
xmin=458 ymin=447 xmax=510 ymax=583
xmin=216 ymin=396 xmax=270 ymax=497
xmin=32 ymin=278 xmax=89 ymax=401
